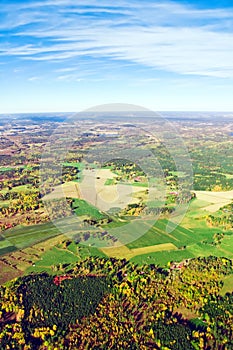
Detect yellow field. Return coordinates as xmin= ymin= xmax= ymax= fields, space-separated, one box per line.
xmin=101 ymin=242 xmax=177 ymax=259
xmin=43 ymin=181 xmax=80 ymax=200
xmin=44 ymin=168 xmax=150 ymax=212
xmin=79 ymin=168 xmax=147 ymax=211
xmin=194 ymin=190 xmax=233 ymax=212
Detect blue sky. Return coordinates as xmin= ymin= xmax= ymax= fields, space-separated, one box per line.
xmin=1 ymin=0 xmax=233 ymax=113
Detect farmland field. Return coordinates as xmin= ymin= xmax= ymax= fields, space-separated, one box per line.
xmin=1 ymin=177 xmax=233 ymax=269
xmin=100 ymin=217 xmax=233 ymax=265
xmin=78 ymin=168 xmax=148 ymax=211
xmin=0 ymin=261 xmax=22 ymax=284
xmin=127 ymin=219 xmax=197 ymax=249
xmin=43 ymin=181 xmax=81 ymax=200
xmin=26 ymin=243 xmax=107 ymax=274
xmin=72 ymin=198 xmax=106 ymax=219
xmin=1 ymin=113 xmax=233 ymax=283
xmin=194 ymin=190 xmax=233 ymax=212
xmin=130 ymin=249 xmax=196 ymax=266
xmin=1 ymin=222 xmax=61 ymax=248
xmin=220 ymin=274 xmax=233 ymax=296
xmin=27 ymin=246 xmax=79 ymax=271
xmin=101 ymin=242 xmax=177 ymax=260
xmin=0 ymin=184 xmax=37 ymax=194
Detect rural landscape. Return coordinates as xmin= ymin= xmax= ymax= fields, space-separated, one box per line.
xmin=0 ymin=111 xmax=233 ymax=349
xmin=1 ymin=0 xmax=233 ymax=348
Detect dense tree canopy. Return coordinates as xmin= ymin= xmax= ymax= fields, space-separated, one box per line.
xmin=0 ymin=256 xmax=233 ymax=349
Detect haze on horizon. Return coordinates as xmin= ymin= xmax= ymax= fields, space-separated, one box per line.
xmin=1 ymin=0 xmax=233 ymax=113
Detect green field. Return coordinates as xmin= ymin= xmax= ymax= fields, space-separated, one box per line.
xmin=125 ymin=213 xmax=233 ymax=264
xmin=12 ymin=184 xmax=37 ymax=192
xmin=0 ymin=167 xmax=14 ymax=172
xmin=28 ymin=246 xmax=78 ymax=269
xmin=127 ymin=219 xmax=199 ymax=249
xmin=221 ymin=235 xmax=233 ymax=254
xmin=78 ymin=244 xmax=107 ymax=259
xmin=0 ymin=237 xmax=14 ymax=249
xmin=1 ymin=222 xmax=61 ymax=249
xmin=72 ymin=198 xmax=106 ymax=219
xmin=0 ymin=200 xmax=10 ymax=207
xmin=220 ymin=275 xmax=233 ymax=295
xmin=62 ymin=162 xmax=83 ymax=168
xmin=101 ymin=242 xmax=177 ymax=260
xmin=0 ymin=245 xmax=17 ymax=256
xmin=0 ymin=165 xmax=33 ymax=173
xmin=2 ymin=212 xmax=232 ymax=267
xmin=104 ymin=178 xmax=115 ymax=185
xmin=130 ymin=249 xmax=195 ymax=266
xmin=0 ymin=184 xmax=37 ymax=194
xmin=26 ymin=243 xmax=107 ymax=274
xmin=101 ymin=218 xmax=129 ymax=229
xmin=65 ymin=240 xmax=78 ymax=254
xmin=1 ymin=173 xmax=233 ymax=272
xmin=129 ymin=234 xmax=233 ymax=266
xmin=0 ymin=235 xmax=20 ymax=255
xmin=119 ymin=181 xmax=148 ymax=187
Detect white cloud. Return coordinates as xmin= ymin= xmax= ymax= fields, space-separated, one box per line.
xmin=1 ymin=1 xmax=233 ymax=78
xmin=28 ymin=76 xmax=41 ymax=81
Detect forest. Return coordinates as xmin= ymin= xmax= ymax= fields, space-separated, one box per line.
xmin=0 ymin=256 xmax=233 ymax=349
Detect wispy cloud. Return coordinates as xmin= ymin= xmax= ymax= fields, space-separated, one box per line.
xmin=1 ymin=1 xmax=233 ymax=78
xmin=28 ymin=76 xmax=41 ymax=81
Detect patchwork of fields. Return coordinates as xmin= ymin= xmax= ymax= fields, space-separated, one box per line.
xmin=1 ymin=164 xmax=233 ymax=285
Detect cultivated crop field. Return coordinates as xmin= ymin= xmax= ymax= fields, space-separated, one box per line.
xmin=1 ymin=114 xmax=233 ymax=285
xmin=101 ymin=242 xmax=177 ymax=260
xmin=194 ymin=190 xmax=233 ymax=212
xmin=1 ymin=165 xmax=233 ymax=276
xmin=2 ymin=222 xmax=61 ymax=249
